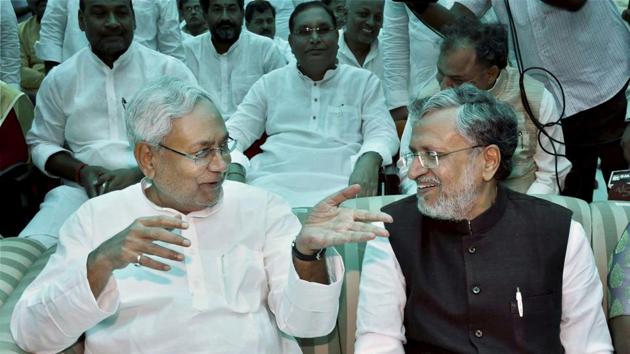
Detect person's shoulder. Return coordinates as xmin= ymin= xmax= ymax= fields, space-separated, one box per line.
xmin=47 ymin=47 xmax=91 ymax=78
xmin=505 ymin=188 xmax=572 ymax=217
xmin=183 ymin=32 xmax=209 ymax=50
xmin=223 ymin=180 xmax=286 ymax=206
xmin=135 ymin=43 xmax=187 ymax=67
xmin=76 ymin=183 xmax=143 ymax=217
xmin=243 ymin=31 xmax=277 ymax=49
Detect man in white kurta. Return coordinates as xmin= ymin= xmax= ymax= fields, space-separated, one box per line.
xmin=20 ymin=41 xmax=195 ymax=248
xmin=184 ymin=31 xmax=286 ymax=120
xmin=227 ymin=63 xmax=398 ymax=207
xmin=11 ymin=78 xmax=393 ymax=353
xmin=12 ymin=180 xmax=344 ymax=353
xmin=183 ymin=0 xmax=286 ymax=120
xmin=36 ymin=0 xmax=185 ymax=65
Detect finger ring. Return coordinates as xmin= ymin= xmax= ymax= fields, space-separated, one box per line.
xmin=134 ymin=253 xmax=142 ymax=267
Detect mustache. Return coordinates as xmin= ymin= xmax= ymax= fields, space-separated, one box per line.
xmin=216 ymin=20 xmax=236 ymax=28
xmin=416 ymin=177 xmax=440 ymax=185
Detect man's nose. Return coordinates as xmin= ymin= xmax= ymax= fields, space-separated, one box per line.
xmin=407 ymin=157 xmax=428 ymax=180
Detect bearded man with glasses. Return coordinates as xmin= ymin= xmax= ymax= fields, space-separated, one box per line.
xmin=355 ymin=84 xmax=613 ymax=353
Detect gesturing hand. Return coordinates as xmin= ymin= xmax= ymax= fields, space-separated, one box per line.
xmin=294 ymin=184 xmax=393 ymax=255
xmin=97 ymin=167 xmax=143 ymax=195
xmin=88 ymin=216 xmax=191 ymax=273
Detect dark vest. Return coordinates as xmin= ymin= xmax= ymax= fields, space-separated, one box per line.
xmin=383 ymin=186 xmax=571 ymax=353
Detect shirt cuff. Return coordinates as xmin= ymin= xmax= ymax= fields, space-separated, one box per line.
xmin=35 ymin=41 xmax=62 ymax=63
xmin=385 ymin=90 xmax=409 ymax=111
xmin=352 ymin=143 xmax=393 ymax=169
xmin=286 ymin=247 xmax=344 ymax=313
xmin=31 ymin=143 xmax=72 ymax=178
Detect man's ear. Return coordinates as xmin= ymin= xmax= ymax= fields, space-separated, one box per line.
xmin=481 ymin=144 xmax=501 ymax=181
xmin=486 ymin=65 xmax=500 ymax=86
xmin=135 ymin=142 xmax=157 ymax=179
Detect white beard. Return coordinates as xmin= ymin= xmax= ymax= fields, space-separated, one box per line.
xmin=416 ymin=159 xmax=480 ymax=221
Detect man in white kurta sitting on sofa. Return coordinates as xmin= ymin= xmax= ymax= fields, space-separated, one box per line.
xmin=18 ymin=0 xmax=196 ymax=249
xmin=11 ymin=77 xmax=393 ymax=354
xmin=226 ymin=1 xmax=399 ymax=207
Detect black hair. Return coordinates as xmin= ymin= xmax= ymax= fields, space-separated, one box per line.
xmin=441 ymin=18 xmax=508 ymax=70
xmin=200 ymin=0 xmax=244 ymax=14
xmin=288 ymin=1 xmax=337 ymax=33
xmin=245 ymin=1 xmax=276 ymax=23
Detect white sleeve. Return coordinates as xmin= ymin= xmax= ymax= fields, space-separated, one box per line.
xmin=35 ymin=0 xmax=66 ymax=63
xmin=262 ymin=41 xmax=288 ymax=73
xmin=0 ymin=1 xmax=21 ymax=88
xmin=10 ymin=204 xmax=119 ymax=354
xmin=559 ymin=220 xmax=614 ymax=354
xmin=526 ymin=89 xmax=571 ymax=195
xmin=454 ymin=0 xmax=492 ymax=17
xmin=353 ymin=75 xmax=400 ymax=167
xmin=355 ymin=233 xmax=407 ymax=354
xmin=155 ymin=0 xmax=186 ymax=62
xmin=25 ymin=71 xmax=72 ymax=177
xmin=382 ymin=0 xmax=410 ymax=110
xmin=397 ymin=117 xmax=417 ymax=195
xmin=263 ymin=193 xmax=343 ymax=338
xmin=225 ymin=76 xmax=268 ymax=173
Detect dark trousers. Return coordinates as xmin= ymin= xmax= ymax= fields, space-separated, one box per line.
xmin=561 ymin=83 xmax=629 ymax=203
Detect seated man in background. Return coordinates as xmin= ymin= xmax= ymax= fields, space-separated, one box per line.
xmin=178 ymin=0 xmax=208 ymax=41
xmin=37 ymin=0 xmax=185 ymax=72
xmin=398 ymin=19 xmax=570 ymax=195
xmin=337 ymin=0 xmax=383 ymax=80
xmin=11 ymin=77 xmax=393 ymax=354
xmin=18 ymin=0 xmax=47 ymax=95
xmin=19 ymin=0 xmax=195 ymax=249
xmin=356 ymin=85 xmax=612 ymax=353
xmin=226 ymin=1 xmax=399 ymax=207
xmin=245 ymin=0 xmax=293 ymax=63
xmin=184 ymin=0 xmax=286 ymax=120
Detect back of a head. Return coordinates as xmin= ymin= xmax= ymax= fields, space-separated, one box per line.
xmin=412 ymin=84 xmax=518 ymax=180
xmin=441 ymin=18 xmax=508 ymax=71
xmin=126 ymin=77 xmax=215 ymax=147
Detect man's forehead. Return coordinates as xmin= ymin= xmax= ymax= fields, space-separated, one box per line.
xmin=253 ymin=9 xmax=274 ymax=19
xmin=348 ymin=0 xmax=383 ymax=11
xmin=209 ymin=0 xmax=239 ymax=7
xmin=84 ymin=0 xmax=131 ymax=9
xmin=294 ymin=8 xmax=334 ymax=27
xmin=411 ymin=108 xmax=460 ymax=147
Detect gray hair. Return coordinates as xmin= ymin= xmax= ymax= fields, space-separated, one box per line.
xmin=410 ymin=84 xmax=518 ymax=180
xmin=125 ymin=77 xmax=216 ymax=146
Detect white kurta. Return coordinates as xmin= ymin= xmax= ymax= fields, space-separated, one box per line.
xmin=355 ymin=220 xmax=613 ymax=353
xmin=11 ymin=180 xmax=344 ymax=354
xmin=227 ymin=64 xmax=399 ymax=207
xmin=183 ymin=31 xmax=287 ymax=120
xmin=36 ymin=0 xmax=185 ymax=63
xmin=20 ymin=43 xmax=196 ymax=248
xmin=337 ymin=30 xmax=384 ymax=82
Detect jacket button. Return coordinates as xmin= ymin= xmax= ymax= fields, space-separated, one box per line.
xmin=474 ymin=329 xmax=483 ymax=338
xmin=468 ymin=246 xmax=476 ymax=254
xmin=472 ymin=286 xmax=481 ymax=294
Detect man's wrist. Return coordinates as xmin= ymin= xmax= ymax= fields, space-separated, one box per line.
xmin=292 ymin=240 xmax=326 ymax=261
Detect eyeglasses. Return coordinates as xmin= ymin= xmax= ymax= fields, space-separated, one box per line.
xmin=402 ymin=145 xmax=485 ymax=169
xmin=158 ymin=136 xmax=237 ymax=167
xmin=293 ymin=26 xmax=335 ymax=38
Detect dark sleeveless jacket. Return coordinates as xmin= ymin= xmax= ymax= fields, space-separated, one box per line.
xmin=382 ymin=186 xmax=572 ymax=353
